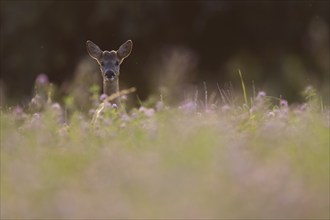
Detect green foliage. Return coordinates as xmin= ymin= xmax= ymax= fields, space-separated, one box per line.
xmin=1 ymin=90 xmax=329 ymax=219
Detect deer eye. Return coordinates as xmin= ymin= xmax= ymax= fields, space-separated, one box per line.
xmin=115 ymin=61 xmax=119 ymax=66
xmin=99 ymin=61 xmax=104 ymax=66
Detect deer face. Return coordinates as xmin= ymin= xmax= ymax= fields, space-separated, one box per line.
xmin=86 ymin=40 xmax=132 ymax=81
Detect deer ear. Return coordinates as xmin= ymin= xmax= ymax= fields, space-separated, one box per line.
xmin=117 ymin=40 xmax=133 ymax=60
xmin=86 ymin=40 xmax=102 ymax=60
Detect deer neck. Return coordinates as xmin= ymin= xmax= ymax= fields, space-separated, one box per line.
xmin=103 ymin=78 xmax=120 ymax=105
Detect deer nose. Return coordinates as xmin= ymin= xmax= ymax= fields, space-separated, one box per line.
xmin=105 ymin=70 xmax=115 ymax=79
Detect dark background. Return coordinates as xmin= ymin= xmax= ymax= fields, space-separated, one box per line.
xmin=1 ymin=0 xmax=329 ymax=105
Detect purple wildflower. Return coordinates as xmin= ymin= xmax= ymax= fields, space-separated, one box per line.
xmin=280 ymin=99 xmax=288 ymax=108
xmin=257 ymin=91 xmax=266 ymax=99
xmin=35 ymin=74 xmax=49 ymax=86
xmin=100 ymin=94 xmax=107 ymax=101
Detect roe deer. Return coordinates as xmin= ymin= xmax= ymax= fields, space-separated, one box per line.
xmin=86 ymin=40 xmax=133 ymax=106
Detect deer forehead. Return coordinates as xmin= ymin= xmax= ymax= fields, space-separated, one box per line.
xmin=102 ymin=50 xmax=118 ymax=60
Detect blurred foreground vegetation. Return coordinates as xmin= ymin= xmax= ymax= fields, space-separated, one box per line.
xmin=1 ymin=83 xmax=329 ymax=219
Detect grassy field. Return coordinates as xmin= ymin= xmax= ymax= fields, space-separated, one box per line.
xmin=1 ymin=86 xmax=329 ymax=219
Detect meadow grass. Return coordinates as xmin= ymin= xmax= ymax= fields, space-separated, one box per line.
xmin=0 ymin=86 xmax=329 ymax=219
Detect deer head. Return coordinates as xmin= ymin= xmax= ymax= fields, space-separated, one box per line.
xmin=86 ymin=40 xmax=133 ymax=102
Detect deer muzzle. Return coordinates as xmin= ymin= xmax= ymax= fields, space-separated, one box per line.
xmin=104 ymin=70 xmax=116 ymax=80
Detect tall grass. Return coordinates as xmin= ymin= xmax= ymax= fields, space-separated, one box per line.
xmin=1 ymin=84 xmax=329 ymax=219
xmin=238 ymin=69 xmax=248 ymax=107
